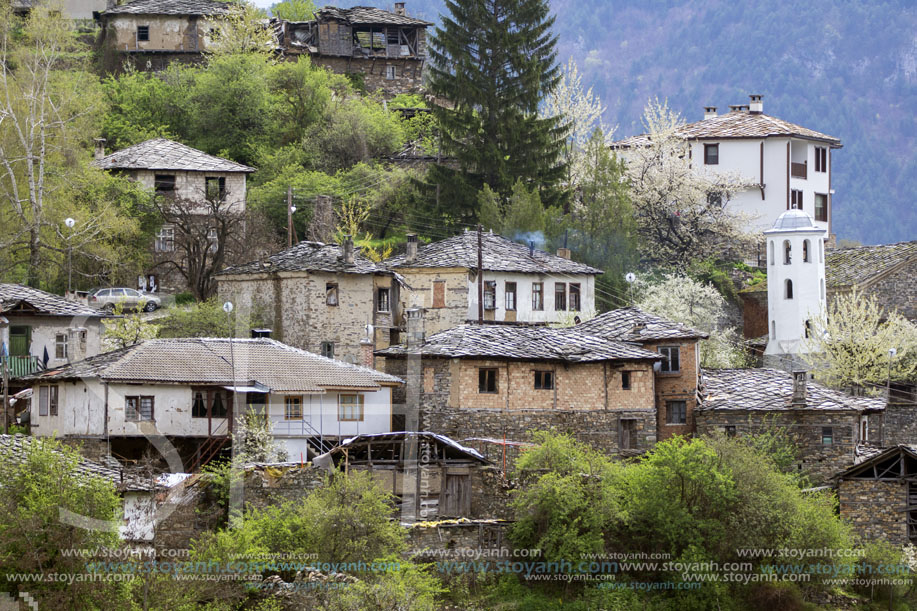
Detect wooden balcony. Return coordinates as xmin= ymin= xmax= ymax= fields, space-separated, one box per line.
xmin=791 ymin=162 xmax=807 ymax=179
xmin=3 ymin=356 xmax=40 ymax=378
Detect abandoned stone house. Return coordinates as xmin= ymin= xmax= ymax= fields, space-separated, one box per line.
xmin=24 ymin=337 xmax=401 ymax=467
xmin=94 ymin=137 xmax=254 ymax=293
xmin=216 ymin=239 xmax=402 ymax=367
xmin=696 ymin=368 xmax=885 ymax=484
xmin=98 ymin=0 xmax=231 ymax=71
xmin=273 ymin=3 xmax=432 ymax=96
xmin=576 ymin=307 xmax=707 ymax=441
xmin=385 ymin=231 xmax=601 ymax=336
xmin=12 ymin=0 xmax=108 ymax=21
xmin=378 ymin=320 xmax=662 ymax=470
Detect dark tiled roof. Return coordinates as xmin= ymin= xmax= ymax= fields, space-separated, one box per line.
xmin=377 ymin=324 xmax=661 ymax=363
xmin=0 ymin=283 xmax=103 ymax=318
xmin=386 ymin=231 xmax=602 ymax=275
xmin=698 ymin=368 xmax=884 ymax=412
xmin=314 ymin=5 xmax=432 ymax=26
xmin=26 ymin=338 xmax=401 ymax=392
xmin=103 ymin=0 xmax=231 ymax=15
xmin=93 ymin=138 xmax=254 ymax=173
xmin=613 ymin=111 xmax=841 ymax=148
xmin=218 ymin=241 xmax=389 ymax=276
xmin=840 ymin=445 xmax=917 ymax=477
xmin=576 ymin=307 xmax=708 ymax=342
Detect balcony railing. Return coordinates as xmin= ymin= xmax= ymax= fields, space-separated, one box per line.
xmin=791 ymin=162 xmax=807 ymax=179
xmin=2 ymin=356 xmax=40 ymax=378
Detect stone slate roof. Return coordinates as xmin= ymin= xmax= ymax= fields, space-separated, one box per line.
xmin=576 ymin=307 xmax=708 ymax=342
xmin=0 ymin=283 xmax=103 ymax=318
xmin=386 ymin=231 xmax=603 ymax=275
xmin=613 ymin=111 xmax=842 ymax=148
xmin=698 ymin=368 xmax=884 ymax=413
xmin=314 ymin=5 xmax=432 ymax=26
xmin=840 ymin=445 xmax=917 ymax=477
xmin=103 ymin=0 xmax=231 ymax=16
xmin=377 ymin=324 xmax=662 ymax=363
xmin=25 ymin=338 xmax=401 ymax=392
xmin=218 ymin=241 xmax=389 ymax=276
xmin=93 ymin=138 xmax=254 ymax=173
xmin=742 ymin=240 xmax=917 ymax=294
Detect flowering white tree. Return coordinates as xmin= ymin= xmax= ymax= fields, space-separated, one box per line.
xmin=232 ymin=408 xmax=289 ymax=464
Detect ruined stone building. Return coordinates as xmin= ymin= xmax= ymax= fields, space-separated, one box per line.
xmin=273 ymin=3 xmax=432 ymax=96
xmin=216 ymin=238 xmax=402 ymax=366
xmin=386 ymin=231 xmax=601 ymax=336
xmin=98 ymin=0 xmax=231 ymax=71
xmin=575 ymin=307 xmax=707 ymax=441
xmin=378 ymin=321 xmax=662 ymax=469
xmin=696 ymin=368 xmax=884 ymax=484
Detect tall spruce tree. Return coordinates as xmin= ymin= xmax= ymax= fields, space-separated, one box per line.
xmin=425 ymin=0 xmax=568 ymax=228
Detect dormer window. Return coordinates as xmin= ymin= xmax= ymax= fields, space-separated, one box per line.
xmin=704 ymin=143 xmax=719 ymax=165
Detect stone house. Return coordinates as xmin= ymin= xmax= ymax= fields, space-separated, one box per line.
xmin=696 ymin=368 xmax=885 ymax=484
xmin=12 ymin=0 xmax=108 ymax=21
xmin=378 ymin=320 xmax=662 ymax=469
xmin=98 ymin=0 xmax=231 ymax=71
xmin=0 ymin=283 xmax=106 ymax=381
xmin=386 ymin=231 xmax=601 ymax=336
xmin=215 ymin=239 xmax=402 ymax=366
xmin=575 ymin=307 xmax=708 ymax=441
xmin=24 ymin=337 xmax=401 ymax=467
xmin=94 ymin=137 xmax=254 ymax=293
xmin=837 ymin=445 xmax=917 ymax=546
xmin=273 ymin=3 xmax=432 ymax=96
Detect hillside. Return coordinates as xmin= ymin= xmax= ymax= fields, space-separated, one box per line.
xmin=352 ymin=0 xmax=917 ymax=244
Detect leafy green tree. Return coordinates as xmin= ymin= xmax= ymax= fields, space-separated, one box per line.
xmin=207 ymin=1 xmax=275 ymax=57
xmin=427 ymin=0 xmax=568 ymax=225
xmin=156 ymin=298 xmax=264 ymax=338
xmin=271 ymin=0 xmax=316 ymax=21
xmin=102 ymin=301 xmax=158 ymax=349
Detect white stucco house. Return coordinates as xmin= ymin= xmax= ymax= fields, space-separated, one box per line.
xmin=24 ymin=338 xmax=402 ymax=468
xmin=612 ymin=94 xmax=842 ymax=243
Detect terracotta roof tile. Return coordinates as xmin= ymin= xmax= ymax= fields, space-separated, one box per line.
xmin=576 ymin=307 xmax=708 ymax=342
xmin=93 ymin=138 xmax=254 ymax=173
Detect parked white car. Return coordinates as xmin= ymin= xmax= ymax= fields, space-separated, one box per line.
xmin=89 ymin=288 xmax=161 ymax=312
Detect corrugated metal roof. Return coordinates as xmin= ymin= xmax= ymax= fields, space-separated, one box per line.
xmin=93 ymin=138 xmax=254 ymax=173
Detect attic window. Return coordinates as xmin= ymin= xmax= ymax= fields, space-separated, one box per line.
xmin=137 ymin=25 xmax=149 ymax=42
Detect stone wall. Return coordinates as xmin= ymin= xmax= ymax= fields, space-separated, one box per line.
xmin=859 ymin=259 xmax=917 ymax=321
xmin=407 ymin=521 xmax=514 ymax=560
xmin=741 ymin=291 xmax=769 ymax=340
xmin=838 ymin=478 xmax=908 ymax=545
xmin=695 ymin=409 xmax=860 ymax=484
xmin=397 ymin=268 xmax=470 ymax=337
xmin=241 ymin=464 xmax=327 ymax=512
xmin=311 ymin=56 xmax=425 ymax=97
xmin=154 ymin=478 xmax=222 ymax=551
xmin=880 ymin=405 xmax=917 ymax=446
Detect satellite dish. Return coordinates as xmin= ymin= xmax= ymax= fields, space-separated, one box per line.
xmin=64 ymin=217 xmax=76 ymax=228
xmin=222 ymin=301 xmax=234 ymax=313
xmin=625 ymin=272 xmax=636 ymax=283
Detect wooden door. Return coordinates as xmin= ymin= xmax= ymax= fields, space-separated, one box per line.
xmin=440 ymin=473 xmax=471 ymax=517
xmin=9 ymin=326 xmax=30 ymax=356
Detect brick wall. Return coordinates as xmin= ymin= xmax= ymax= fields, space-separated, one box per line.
xmin=741 ymin=291 xmax=769 ymax=340
xmin=640 ymin=340 xmax=699 ymax=441
xmin=838 ymin=479 xmax=908 ymax=545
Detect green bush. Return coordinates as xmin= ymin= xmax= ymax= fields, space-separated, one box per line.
xmin=174 ymin=291 xmax=195 ymax=306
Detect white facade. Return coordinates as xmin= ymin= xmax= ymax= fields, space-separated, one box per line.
xmin=764 ymin=210 xmax=827 ymax=359
xmin=465 ymin=271 xmax=596 ymax=324
xmin=1 ymin=314 xmax=103 ymax=371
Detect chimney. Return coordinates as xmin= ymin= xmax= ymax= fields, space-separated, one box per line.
xmin=728 ymin=104 xmax=749 ymax=113
xmin=405 ymin=233 xmax=418 ymax=263
xmin=393 ymin=1 xmax=405 ymax=15
xmin=94 ymin=138 xmax=106 ymax=160
xmin=341 ymin=235 xmax=354 ymax=264
xmin=529 ymin=240 xmax=535 ymax=257
xmin=749 ymin=94 xmax=763 ymax=114
xmin=360 ymin=338 xmax=374 ymax=369
xmin=703 ymin=106 xmax=717 ymax=120
xmin=792 ymin=370 xmax=807 ymax=406
xmin=556 ymin=247 xmax=571 ymax=260
xmin=405 ymin=307 xmax=425 ymax=348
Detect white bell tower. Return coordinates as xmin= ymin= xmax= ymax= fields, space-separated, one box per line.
xmin=763 ymin=210 xmax=827 ymax=367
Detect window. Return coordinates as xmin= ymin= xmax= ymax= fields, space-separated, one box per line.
xmin=483 ymin=281 xmax=496 ymax=310
xmin=376 ymin=288 xmax=390 ymax=312
xmin=532 ymin=282 xmax=543 ymax=311
xmin=154 ymin=174 xmax=175 ymax=195
xmin=790 ymin=189 xmax=803 ymax=210
xmin=768 ymin=240 xmax=774 ymax=265
xmin=666 ymin=401 xmax=687 ymax=425
xmin=704 ymin=143 xmax=719 ymax=165
xmin=192 ymin=390 xmax=207 ymax=418
xmin=785 ymin=279 xmax=793 ymax=300
xmin=822 ymin=426 xmax=833 ymax=445
xmin=55 ymin=333 xmax=68 ymax=359
xmin=210 ymin=390 xmax=227 ymax=418
xmin=814 ymin=146 xmax=827 ymax=173
xmin=569 ymin=283 xmax=581 ymax=311
xmin=432 ymin=281 xmax=445 ymax=308
xmin=207 ymin=227 xmax=218 ymax=254
xmin=284 ymin=396 xmax=303 ymax=420
xmin=137 ymin=25 xmax=149 ymax=41
xmin=860 ymin=419 xmax=868 ymax=442
xmin=39 ymin=386 xmax=59 ymax=417
xmin=326 ymin=283 xmax=338 ymax=306
xmin=205 ymin=176 xmax=226 ymax=201
xmin=49 ymin=385 xmax=58 ymax=416
xmin=505 ymin=282 xmax=516 ymax=311
xmin=385 ymin=65 xmax=397 ymax=80
xmin=320 ymin=341 xmax=334 ymax=359
xmin=339 ymin=394 xmax=364 ymax=421
xmin=814 ymin=193 xmax=828 ymax=222
xmin=803 ymin=239 xmax=810 ymax=263
xmin=155 ymin=225 xmax=174 ymax=252
xmin=658 ymin=346 xmax=680 ymax=373
xmin=621 ymin=371 xmax=631 ymax=390
xmin=554 ymin=282 xmax=566 ymax=311
xmin=478 ymin=368 xmax=497 ymax=393
xmin=783 ymin=240 xmax=792 ymax=264
xmin=533 ymin=371 xmax=554 ymax=390
xmin=725 ymin=425 xmax=737 ymax=437
xmin=126 ymin=396 xmax=153 ymax=422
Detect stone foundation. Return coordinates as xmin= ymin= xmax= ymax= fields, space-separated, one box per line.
xmin=241 ymin=464 xmax=327 ymax=512
xmin=838 ymin=478 xmax=908 ymax=545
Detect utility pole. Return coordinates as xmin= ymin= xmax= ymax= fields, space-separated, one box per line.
xmin=1 ymin=322 xmax=8 ymax=435
xmin=287 ymin=186 xmax=294 ymax=248
xmin=477 ymin=224 xmax=483 ymax=324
